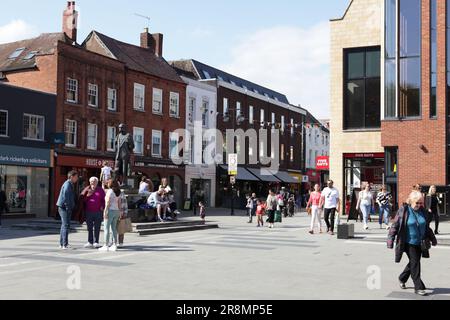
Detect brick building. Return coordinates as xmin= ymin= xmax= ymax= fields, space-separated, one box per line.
xmin=381 ymin=0 xmax=448 ymax=214
xmin=170 ymin=60 xmax=306 ymax=208
xmin=0 ymin=1 xmax=187 ymax=213
xmin=83 ymin=30 xmax=187 ymax=205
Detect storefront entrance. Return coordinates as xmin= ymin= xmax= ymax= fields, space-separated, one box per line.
xmin=190 ymin=179 xmax=212 ymax=207
xmin=344 ymin=153 xmax=385 ymax=205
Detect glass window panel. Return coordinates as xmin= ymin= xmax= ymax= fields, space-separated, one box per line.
xmin=347 ymin=52 xmax=365 ymax=79
xmin=365 ymin=78 xmax=381 ymax=128
xmin=385 ymin=0 xmax=397 ymax=59
xmin=399 ymin=57 xmax=420 ymax=117
xmin=399 ymin=0 xmax=421 ymax=58
xmin=385 ymin=58 xmax=397 ymax=118
xmin=366 ymin=50 xmax=381 ymax=77
xmin=345 ymin=80 xmax=365 ymax=129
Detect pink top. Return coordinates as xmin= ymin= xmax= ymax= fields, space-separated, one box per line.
xmin=307 ymin=192 xmax=321 ymax=207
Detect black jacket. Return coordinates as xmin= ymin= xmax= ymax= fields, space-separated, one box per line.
xmin=388 ymin=205 xmax=437 ymax=263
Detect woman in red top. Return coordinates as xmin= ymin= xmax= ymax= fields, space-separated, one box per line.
xmin=306 ymin=184 xmax=322 ymax=234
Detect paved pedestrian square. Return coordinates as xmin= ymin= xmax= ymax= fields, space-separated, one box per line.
xmin=0 ymin=211 xmax=449 ymax=300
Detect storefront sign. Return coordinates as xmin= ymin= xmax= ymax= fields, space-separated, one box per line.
xmin=302 ymin=176 xmax=309 ymax=183
xmin=344 ymin=153 xmax=384 ymax=159
xmin=57 ymin=155 xmax=114 ymax=168
xmin=316 ymin=156 xmax=330 ymax=170
xmin=0 ymin=145 xmax=52 ymax=168
xmin=52 ymin=133 xmax=65 ymax=145
xmin=134 ymin=162 xmax=180 ymax=170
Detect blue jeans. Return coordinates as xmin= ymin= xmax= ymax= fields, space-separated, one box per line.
xmin=379 ymin=205 xmax=390 ymax=225
xmin=104 ymin=210 xmax=120 ymax=246
xmin=86 ymin=211 xmax=103 ymax=244
xmin=58 ymin=207 xmax=71 ymax=247
xmin=360 ymin=205 xmax=371 ymax=225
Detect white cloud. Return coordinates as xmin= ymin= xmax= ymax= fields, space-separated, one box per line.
xmin=221 ymin=22 xmax=330 ymax=119
xmin=0 ymin=20 xmax=39 ymax=44
xmin=190 ymin=27 xmax=213 ymax=38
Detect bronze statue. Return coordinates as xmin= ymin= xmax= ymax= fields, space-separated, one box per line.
xmin=115 ymin=124 xmax=135 ymax=187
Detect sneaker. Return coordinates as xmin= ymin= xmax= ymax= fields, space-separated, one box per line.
xmin=109 ymin=245 xmax=118 ymax=252
xmin=62 ymin=245 xmax=71 ymax=250
xmin=99 ymin=246 xmax=109 ymax=252
xmin=399 ymin=282 xmax=407 ymax=290
xmin=386 ymin=225 xmax=391 ymax=230
xmin=93 ymin=243 xmax=101 ymax=249
xmin=118 ymin=243 xmax=124 ymax=248
xmin=364 ymin=225 xmax=369 ymax=230
xmin=309 ymin=230 xmax=314 ymax=235
xmin=415 ymin=290 xmax=428 ymax=296
xmin=84 ymin=243 xmax=94 ymax=249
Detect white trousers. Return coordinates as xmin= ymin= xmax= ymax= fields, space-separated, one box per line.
xmin=310 ymin=205 xmax=322 ymax=231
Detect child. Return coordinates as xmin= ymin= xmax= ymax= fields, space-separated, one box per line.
xmin=345 ymin=195 xmax=351 ymax=216
xmin=256 ymin=200 xmax=266 ymax=227
xmin=199 ymin=202 xmax=206 ymax=222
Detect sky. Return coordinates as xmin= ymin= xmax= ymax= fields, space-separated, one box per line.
xmin=0 ymin=0 xmax=350 ymax=119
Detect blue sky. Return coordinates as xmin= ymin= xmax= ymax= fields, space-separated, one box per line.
xmin=0 ymin=0 xmax=351 ymax=118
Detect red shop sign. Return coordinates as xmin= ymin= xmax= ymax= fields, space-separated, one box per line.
xmin=344 ymin=153 xmax=384 ymax=159
xmin=316 ymin=156 xmax=330 ymax=170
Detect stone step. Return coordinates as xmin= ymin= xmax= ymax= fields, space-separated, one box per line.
xmin=137 ymin=224 xmax=219 ymax=236
xmin=27 ymin=219 xmax=80 ymax=226
xmin=10 ymin=224 xmax=85 ymax=233
xmin=134 ymin=220 xmax=206 ymax=230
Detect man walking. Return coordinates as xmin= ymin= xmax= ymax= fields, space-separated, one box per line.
xmin=56 ymin=171 xmax=79 ymax=249
xmin=320 ymin=180 xmax=341 ymax=235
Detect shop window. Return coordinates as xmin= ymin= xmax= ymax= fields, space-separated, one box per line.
xmin=0 ymin=110 xmax=8 ymax=136
xmin=344 ymin=47 xmax=381 ymax=129
xmin=385 ymin=147 xmax=398 ymax=178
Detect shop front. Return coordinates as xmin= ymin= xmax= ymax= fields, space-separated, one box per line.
xmin=133 ymin=161 xmax=185 ymax=209
xmin=53 ymin=154 xmax=115 ymax=216
xmin=186 ymin=165 xmax=216 ymax=208
xmin=343 ymin=153 xmax=385 ymax=209
xmin=0 ymin=146 xmax=52 ymax=218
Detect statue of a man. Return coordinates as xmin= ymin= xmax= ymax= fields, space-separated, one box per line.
xmin=115 ymin=124 xmax=135 ymax=186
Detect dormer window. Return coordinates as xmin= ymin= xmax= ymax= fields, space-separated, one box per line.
xmin=8 ymin=48 xmax=25 ymax=59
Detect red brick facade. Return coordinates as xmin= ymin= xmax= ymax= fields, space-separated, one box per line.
xmin=381 ymin=0 xmax=447 ymax=204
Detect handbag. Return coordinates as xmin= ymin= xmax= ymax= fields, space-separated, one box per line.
xmin=117 ymin=218 xmax=133 ymax=234
xmin=307 ymin=207 xmax=312 ymax=216
xmin=411 ymin=210 xmax=431 ymax=252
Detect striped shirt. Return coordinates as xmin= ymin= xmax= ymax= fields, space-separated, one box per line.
xmin=376 ymin=192 xmax=392 ymax=207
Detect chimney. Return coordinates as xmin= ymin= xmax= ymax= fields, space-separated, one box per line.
xmin=140 ymin=28 xmax=154 ymax=51
xmin=152 ymin=33 xmax=163 ymax=57
xmin=140 ymin=28 xmax=164 ymax=57
xmin=63 ymin=1 xmax=78 ymax=43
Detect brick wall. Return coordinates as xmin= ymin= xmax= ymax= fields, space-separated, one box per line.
xmin=381 ymin=0 xmax=447 ymax=204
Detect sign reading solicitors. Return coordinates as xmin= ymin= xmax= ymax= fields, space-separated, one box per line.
xmin=0 ymin=145 xmax=52 ymax=168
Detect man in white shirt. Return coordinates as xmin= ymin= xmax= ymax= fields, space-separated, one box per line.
xmin=320 ymin=180 xmax=341 ymax=235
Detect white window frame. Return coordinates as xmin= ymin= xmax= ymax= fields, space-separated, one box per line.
xmin=169 ymin=92 xmax=180 ymax=118
xmin=107 ymin=88 xmax=117 ymax=111
xmin=88 ymin=83 xmax=98 ymax=108
xmin=153 ymin=88 xmax=163 ymax=114
xmin=281 ymin=116 xmax=285 ymax=133
xmin=107 ymin=126 xmax=116 ymax=152
xmin=133 ymin=127 xmax=144 ymax=155
xmin=152 ymin=130 xmax=162 ymax=157
xmin=169 ymin=132 xmax=179 ymax=160
xmin=0 ymin=110 xmax=8 ymax=137
xmin=188 ymin=97 xmax=196 ymax=123
xmin=65 ymin=119 xmax=77 ymax=147
xmin=87 ymin=123 xmax=98 ymax=150
xmin=23 ymin=113 xmax=45 ymax=141
xmin=202 ymin=100 xmax=209 ymax=128
xmin=134 ymin=83 xmax=145 ymax=111
xmin=260 ymin=109 xmax=265 ymax=125
xmin=223 ymin=98 xmax=229 ymax=115
xmin=290 ymin=146 xmax=294 ymax=162
xmin=67 ymin=78 xmax=78 ymax=103
xmin=249 ymin=106 xmax=254 ymax=125
xmin=236 ymin=102 xmax=241 ymax=120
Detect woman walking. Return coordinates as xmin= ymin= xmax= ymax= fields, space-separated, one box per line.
xmin=388 ymin=191 xmax=437 ymax=296
xmin=99 ymin=180 xmax=125 ymax=252
xmin=426 ymin=186 xmax=441 ymax=235
xmin=377 ymin=186 xmax=392 ymax=230
xmin=357 ymin=184 xmax=374 ymax=230
xmin=266 ymin=190 xmax=278 ymax=229
xmin=306 ymin=184 xmax=322 ymax=234
xmin=82 ymin=177 xmax=105 ymax=249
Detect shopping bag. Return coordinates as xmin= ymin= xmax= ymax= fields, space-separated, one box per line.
xmin=334 ymin=212 xmax=341 ymax=230
xmin=274 ymin=210 xmax=282 ymax=223
xmin=117 ymin=218 xmax=133 ymax=234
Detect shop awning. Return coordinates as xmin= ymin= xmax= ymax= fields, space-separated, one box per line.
xmin=246 ymin=168 xmax=281 ymax=183
xmin=219 ymin=165 xmax=260 ymax=182
xmin=273 ymin=171 xmax=300 ymax=184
